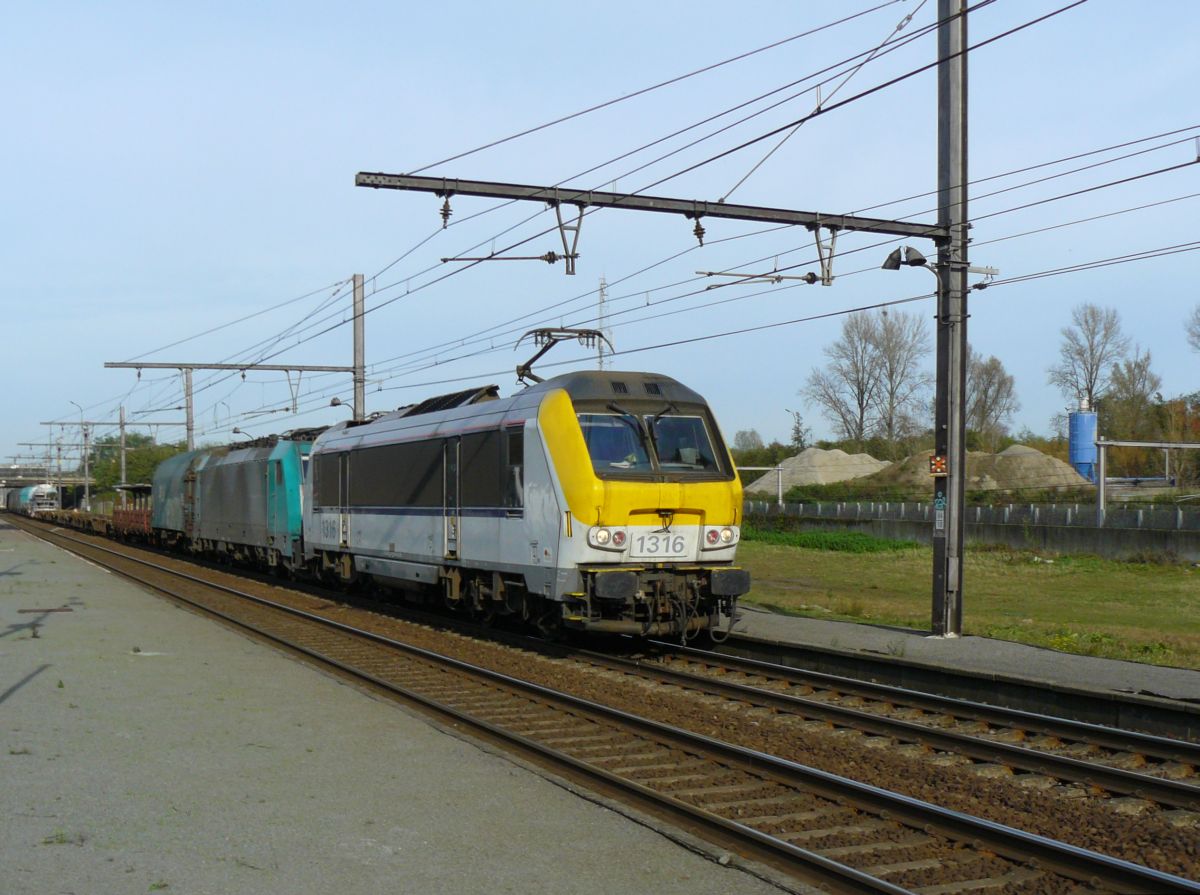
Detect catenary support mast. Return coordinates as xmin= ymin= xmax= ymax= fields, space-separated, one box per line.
xmin=105 ymin=271 xmax=369 ymax=441
xmin=931 ymin=0 xmax=969 ymax=636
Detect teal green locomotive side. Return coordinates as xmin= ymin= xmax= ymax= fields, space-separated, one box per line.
xmin=149 ymin=431 xmax=320 ymax=566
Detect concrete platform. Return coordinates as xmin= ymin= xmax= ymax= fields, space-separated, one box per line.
xmin=732 ymin=604 xmax=1200 ymax=704
xmin=0 ymin=520 xmax=788 ymax=895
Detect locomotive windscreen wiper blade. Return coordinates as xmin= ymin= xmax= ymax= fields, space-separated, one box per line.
xmin=650 ymin=402 xmax=679 ymax=426
xmin=645 ymin=402 xmax=679 ymax=460
xmin=606 ymin=401 xmax=649 ymax=442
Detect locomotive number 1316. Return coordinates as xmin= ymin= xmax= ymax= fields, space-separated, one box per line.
xmin=631 ymin=532 xmax=687 ymax=558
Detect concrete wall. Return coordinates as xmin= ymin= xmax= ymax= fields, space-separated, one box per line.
xmin=746 ymin=512 xmax=1200 ymax=562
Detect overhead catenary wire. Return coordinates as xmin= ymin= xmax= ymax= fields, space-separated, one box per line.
xmin=353 ymin=157 xmax=1200 ymax=384
xmin=406 ymin=0 xmax=907 ymax=174
xmin=213 ymin=172 xmax=1200 ymax=432
xmin=174 ymin=4 xmax=1185 ymax=436
xmin=228 ymin=229 xmax=1200 ymax=434
xmin=720 ymin=0 xmax=930 ymax=201
xmin=326 ymin=2 xmax=1089 ymax=338
xmin=323 ymin=2 xmax=963 ymax=353
xmin=218 ymin=153 xmax=1200 ymax=436
xmin=621 ymin=0 xmax=1089 ymax=199
xmin=164 ymin=0 xmax=1073 ymax=418
xmin=347 ymin=122 xmax=1200 ymax=383
xmin=121 ymin=277 xmax=351 ymax=364
xmin=848 ymin=122 xmax=1200 ymax=215
xmin=226 ymin=0 xmax=998 ymax=376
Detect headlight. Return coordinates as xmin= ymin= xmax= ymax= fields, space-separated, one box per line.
xmin=588 ymin=527 xmax=628 ymax=550
xmin=702 ymin=526 xmax=739 ymax=549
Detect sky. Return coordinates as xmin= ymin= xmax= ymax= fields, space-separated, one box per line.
xmin=3 ymin=0 xmax=1198 ymax=474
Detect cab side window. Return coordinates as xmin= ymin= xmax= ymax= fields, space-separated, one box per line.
xmin=504 ymin=426 xmax=524 ymax=508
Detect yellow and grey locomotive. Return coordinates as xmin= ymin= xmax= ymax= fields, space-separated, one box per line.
xmin=303 ymin=370 xmax=748 ymax=638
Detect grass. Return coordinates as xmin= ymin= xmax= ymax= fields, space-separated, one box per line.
xmin=741 ymin=523 xmax=918 ymax=553
xmin=736 ymin=536 xmax=1200 ymax=669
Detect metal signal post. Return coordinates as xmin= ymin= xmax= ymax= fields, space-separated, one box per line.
xmin=931 ymin=0 xmax=969 ymax=637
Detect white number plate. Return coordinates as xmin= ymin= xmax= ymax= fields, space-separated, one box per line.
xmin=630 ymin=532 xmax=689 ymax=559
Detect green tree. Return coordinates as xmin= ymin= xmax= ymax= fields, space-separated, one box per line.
xmin=730 ymin=441 xmax=795 ymax=471
xmin=1097 ymin=347 xmax=1164 ymax=478
xmin=787 ymin=409 xmax=811 ymax=450
xmin=1160 ymin=391 xmax=1200 ymax=487
xmin=733 ymin=429 xmax=764 ymax=451
xmin=1100 ymin=347 xmax=1162 ymax=440
xmin=87 ymin=434 xmax=188 ymax=492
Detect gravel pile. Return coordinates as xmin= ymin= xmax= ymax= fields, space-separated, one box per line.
xmin=860 ymin=443 xmax=1090 ymax=492
xmin=745 ymin=447 xmax=891 ymax=493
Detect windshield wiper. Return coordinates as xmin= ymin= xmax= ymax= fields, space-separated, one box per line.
xmin=606 ymin=401 xmax=650 ymax=448
xmin=645 ymin=402 xmax=680 ymax=460
xmin=650 ymin=401 xmax=678 ymax=427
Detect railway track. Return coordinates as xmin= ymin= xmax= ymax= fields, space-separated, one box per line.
xmin=715 ymin=630 xmax=1200 ymax=740
xmin=22 ymin=519 xmax=1200 ymax=894
xmin=576 ymin=643 xmax=1200 ymax=812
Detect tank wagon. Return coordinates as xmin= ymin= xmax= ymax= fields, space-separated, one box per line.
xmin=4 ymin=483 xmax=60 ymax=515
xmin=304 ymin=370 xmax=748 ymax=637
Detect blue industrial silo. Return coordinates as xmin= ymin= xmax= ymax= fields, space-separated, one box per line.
xmin=1068 ymin=410 xmax=1098 ymax=482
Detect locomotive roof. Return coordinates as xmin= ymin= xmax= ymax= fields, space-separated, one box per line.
xmin=395 ymin=384 xmax=499 ymax=418
xmin=530 ymin=370 xmax=707 ymax=406
xmin=314 ymin=370 xmax=711 ymax=451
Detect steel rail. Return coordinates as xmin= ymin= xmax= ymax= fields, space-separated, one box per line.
xmin=29 ymin=523 xmax=1200 ymax=895
xmin=574 ymin=647 xmax=1200 ymax=810
xmin=652 ymin=640 xmax=1200 ymax=764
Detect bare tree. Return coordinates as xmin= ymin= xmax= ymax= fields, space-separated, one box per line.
xmin=872 ymin=310 xmax=932 ymax=442
xmin=1188 ymin=304 xmax=1200 ymax=354
xmin=1101 ymin=346 xmax=1162 ymax=440
xmin=803 ymin=313 xmax=881 ymax=442
xmin=966 ymin=348 xmax=1019 ymax=450
xmin=732 ymin=429 xmax=764 ymax=451
xmin=1046 ymin=303 xmax=1130 ymax=409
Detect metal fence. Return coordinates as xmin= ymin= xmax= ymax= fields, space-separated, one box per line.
xmin=744 ymin=500 xmax=1200 ymax=532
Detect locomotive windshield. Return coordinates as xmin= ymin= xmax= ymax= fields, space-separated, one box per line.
xmin=577 ymin=406 xmax=725 ymax=478
xmin=578 ymin=413 xmax=653 ymax=471
xmin=650 ymin=414 xmax=720 ymax=471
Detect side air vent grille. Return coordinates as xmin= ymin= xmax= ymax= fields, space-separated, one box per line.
xmin=611 ymin=381 xmax=629 ymax=394
xmin=644 ymin=383 xmax=662 ymax=395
